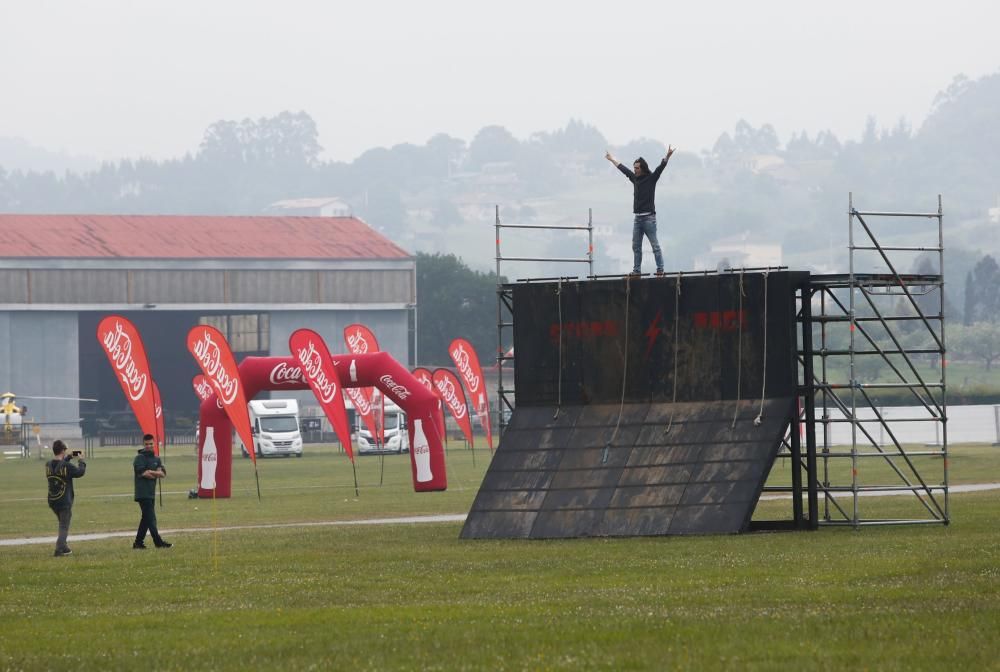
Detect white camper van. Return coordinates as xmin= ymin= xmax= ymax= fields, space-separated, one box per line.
xmin=240 ymin=399 xmax=303 ymax=458
xmin=355 ymin=398 xmax=409 ymax=455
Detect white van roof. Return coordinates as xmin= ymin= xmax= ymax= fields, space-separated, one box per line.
xmin=248 ymin=399 xmax=299 ymax=415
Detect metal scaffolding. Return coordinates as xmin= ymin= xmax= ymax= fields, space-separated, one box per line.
xmin=495 ymin=205 xmax=594 ymax=437
xmin=799 ymin=194 xmax=948 ymax=527
xmin=492 ymin=195 xmax=948 ymax=530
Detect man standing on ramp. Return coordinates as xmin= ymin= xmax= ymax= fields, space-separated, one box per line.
xmin=605 ymin=145 xmax=675 ymax=276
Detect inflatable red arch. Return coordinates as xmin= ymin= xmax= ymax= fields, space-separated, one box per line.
xmin=196 ymin=354 xmax=447 ymax=498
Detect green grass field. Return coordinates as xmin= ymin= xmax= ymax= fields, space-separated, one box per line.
xmin=1 ymin=443 xmax=998 ymax=670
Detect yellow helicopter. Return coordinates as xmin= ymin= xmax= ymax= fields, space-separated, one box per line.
xmin=2 ymin=391 xmax=99 ymax=436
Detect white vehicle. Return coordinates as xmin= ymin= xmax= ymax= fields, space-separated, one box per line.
xmin=241 ymin=399 xmax=303 ymax=458
xmin=356 ymin=398 xmax=409 ymax=455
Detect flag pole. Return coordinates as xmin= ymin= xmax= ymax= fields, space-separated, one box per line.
xmin=351 ymin=457 xmax=360 ymax=497
xmin=158 ymin=439 xmax=165 ymax=509
xmin=253 ymin=461 xmax=262 ymax=501
xmin=212 ymin=488 xmax=218 ymax=572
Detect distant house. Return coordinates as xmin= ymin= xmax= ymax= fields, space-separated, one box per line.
xmin=695 ymin=232 xmax=782 ymax=271
xmin=747 ymin=154 xmax=785 ymax=174
xmin=476 ymin=162 xmax=519 ymax=186
xmin=266 ymin=197 xmax=352 ymax=217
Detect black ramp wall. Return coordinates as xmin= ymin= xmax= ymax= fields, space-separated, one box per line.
xmin=462 ymin=271 xmax=807 ymax=539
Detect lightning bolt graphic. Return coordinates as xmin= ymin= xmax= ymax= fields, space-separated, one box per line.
xmin=644 ymin=309 xmax=664 ymax=359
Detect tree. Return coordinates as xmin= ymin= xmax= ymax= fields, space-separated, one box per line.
xmin=425 ymin=133 xmax=466 ymax=177
xmin=784 ymin=130 xmax=841 ymax=161
xmin=416 ymin=252 xmax=504 ymax=366
xmin=532 ymin=119 xmax=608 ymax=173
xmin=964 ymin=271 xmax=976 ymax=326
xmin=965 ymin=255 xmax=999 ymax=324
xmin=915 ymin=71 xmax=1000 ymax=205
xmin=950 ymin=322 xmax=1000 ymax=371
xmin=468 ymin=125 xmax=519 ymax=169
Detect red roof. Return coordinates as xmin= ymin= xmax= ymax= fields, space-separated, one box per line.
xmin=0 ymin=214 xmax=410 ymax=260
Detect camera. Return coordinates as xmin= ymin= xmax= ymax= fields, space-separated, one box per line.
xmin=71 ymin=450 xmax=82 ymax=457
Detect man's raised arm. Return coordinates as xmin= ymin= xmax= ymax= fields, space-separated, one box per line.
xmin=654 ymin=144 xmax=676 ymax=176
xmin=607 ymin=150 xmax=633 ymax=179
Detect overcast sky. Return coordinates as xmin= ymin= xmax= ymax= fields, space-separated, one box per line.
xmin=2 ymin=1 xmax=997 ymax=163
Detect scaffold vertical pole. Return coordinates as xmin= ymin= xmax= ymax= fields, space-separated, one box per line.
xmin=938 ymin=194 xmax=949 ymax=524
xmin=848 ymin=192 xmax=859 ymax=528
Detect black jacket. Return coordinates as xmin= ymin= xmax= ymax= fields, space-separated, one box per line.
xmin=618 ymin=158 xmax=668 ymax=214
xmin=133 ymin=449 xmax=164 ymax=501
xmin=46 ymin=456 xmax=87 ymax=510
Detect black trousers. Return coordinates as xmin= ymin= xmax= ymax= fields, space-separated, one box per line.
xmin=135 ymin=498 xmax=163 ymax=546
xmin=51 ymin=506 xmax=72 ymax=553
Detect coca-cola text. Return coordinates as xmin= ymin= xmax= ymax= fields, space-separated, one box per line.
xmin=450 ymin=343 xmax=481 ymax=392
xmin=347 ymin=329 xmax=370 ymax=354
xmin=192 ymin=330 xmax=240 ymax=405
xmin=295 ymin=341 xmax=338 ymax=403
xmin=378 ymin=374 xmax=411 ymax=400
xmin=269 ymin=362 xmax=305 ymax=385
xmin=102 ymin=321 xmax=149 ymax=402
xmin=434 ymin=377 xmax=467 ymax=419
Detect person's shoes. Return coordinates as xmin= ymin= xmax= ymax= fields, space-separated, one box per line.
xmin=155 ymin=541 xmax=173 ymax=549
xmin=628 ymin=271 xmax=641 ymax=277
xmin=54 ymin=549 xmax=72 ymax=557
xmin=655 ymin=270 xmax=666 ymax=277
xmin=133 ymin=542 xmax=147 ymax=550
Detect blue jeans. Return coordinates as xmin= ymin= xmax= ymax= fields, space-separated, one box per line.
xmin=632 ymin=214 xmax=664 ymax=273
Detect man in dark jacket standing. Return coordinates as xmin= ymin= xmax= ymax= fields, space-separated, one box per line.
xmin=606 ymin=146 xmax=675 ymax=275
xmin=133 ymin=433 xmax=171 ymax=549
xmin=45 ymin=440 xmax=86 ymax=557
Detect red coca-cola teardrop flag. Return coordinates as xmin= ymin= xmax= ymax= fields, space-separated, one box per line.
xmin=412 ymin=367 xmax=433 ymax=391
xmin=186 ymin=325 xmax=256 ymax=465
xmin=96 ymin=316 xmax=158 ymax=446
xmin=344 ymin=323 xmax=383 ymax=445
xmin=449 ymin=338 xmax=493 ymax=451
xmin=152 ymin=382 xmax=165 ymax=456
xmin=289 ymin=329 xmax=355 ymax=461
xmin=192 ymin=374 xmax=214 ymax=402
xmin=432 ymin=368 xmax=475 ymax=448
xmin=413 ymin=366 xmax=447 ymax=442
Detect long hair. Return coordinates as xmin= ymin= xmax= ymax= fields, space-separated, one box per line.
xmin=634 ymin=157 xmax=650 ymax=176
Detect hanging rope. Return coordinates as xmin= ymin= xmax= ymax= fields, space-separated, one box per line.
xmin=731 ymin=269 xmax=746 ymax=430
xmin=553 ymin=278 xmax=563 ymax=420
xmin=754 ymin=270 xmax=770 ymax=427
xmin=665 ymin=276 xmax=682 ymax=434
xmin=605 ymin=274 xmax=632 ymax=463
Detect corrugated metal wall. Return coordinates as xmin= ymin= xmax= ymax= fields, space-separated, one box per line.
xmin=2 ymin=268 xmax=414 ymax=305
xmin=132 ymin=270 xmax=226 ymax=303
xmin=319 ymin=270 xmax=413 ymax=303
xmin=0 ymin=270 xmax=28 ymax=303
xmin=31 ymin=270 xmax=129 ymax=303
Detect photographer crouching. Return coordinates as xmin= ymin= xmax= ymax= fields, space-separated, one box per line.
xmin=45 ymin=440 xmax=87 ymax=557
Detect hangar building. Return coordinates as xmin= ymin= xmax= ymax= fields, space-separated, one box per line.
xmin=0 ymin=214 xmax=415 ymax=433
